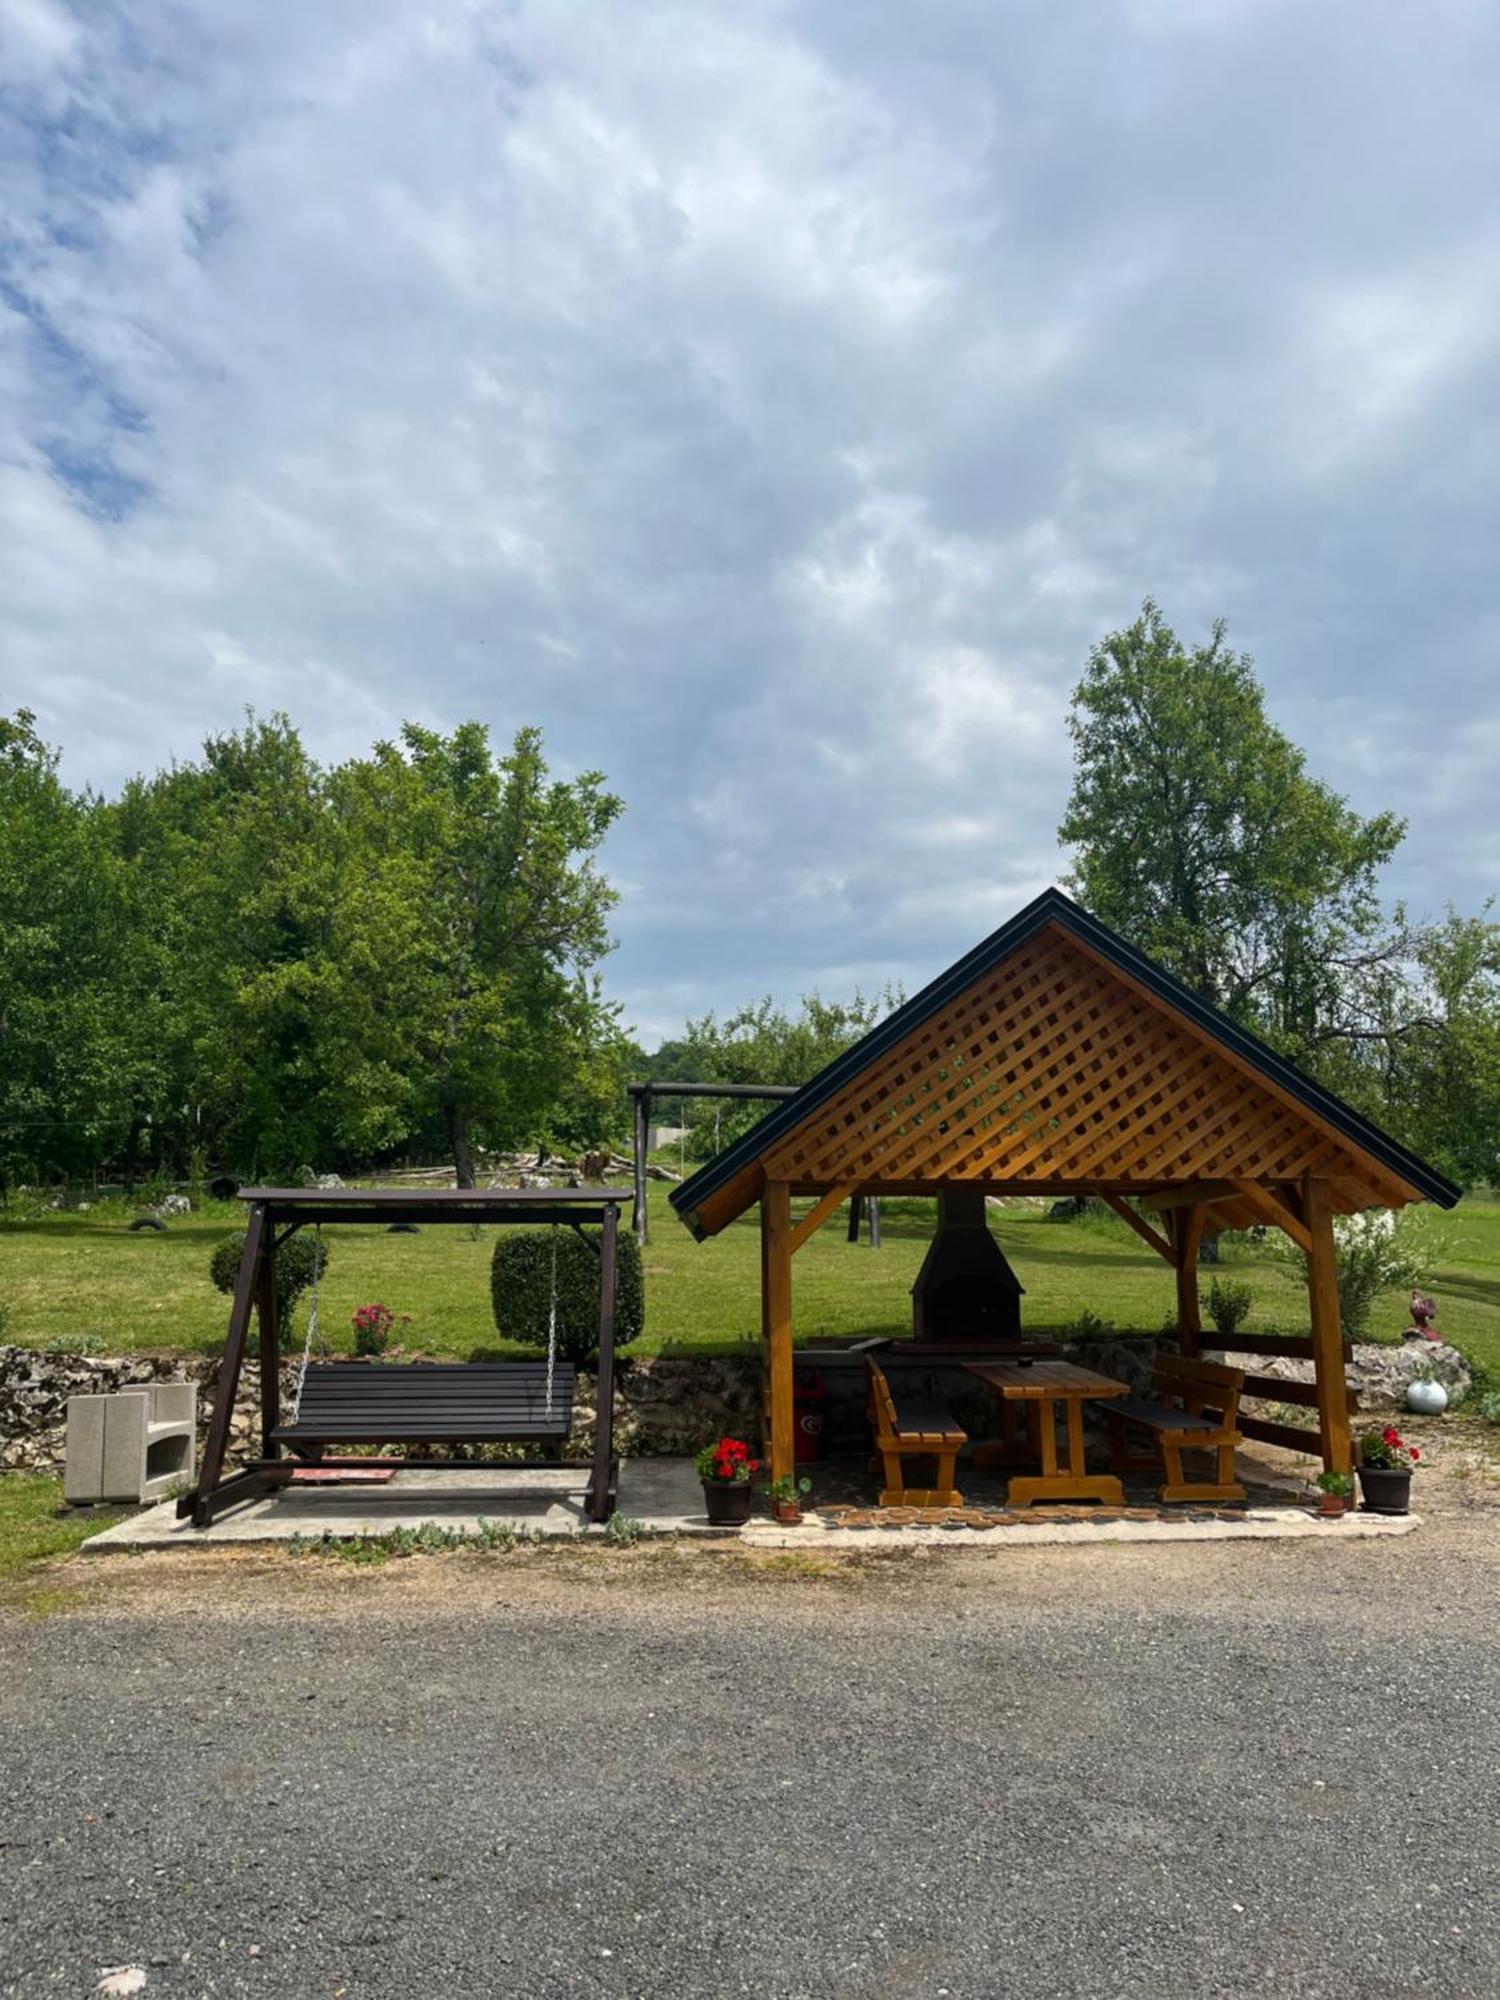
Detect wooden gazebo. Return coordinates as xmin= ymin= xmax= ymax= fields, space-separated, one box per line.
xmin=670 ymin=889 xmax=1459 ymax=1486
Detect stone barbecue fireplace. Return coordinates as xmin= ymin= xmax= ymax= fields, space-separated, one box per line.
xmin=910 ymin=1188 xmax=1025 ymax=1343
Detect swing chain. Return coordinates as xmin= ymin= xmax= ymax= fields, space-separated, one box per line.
xmin=289 ymin=1223 xmax=324 ymax=1424
xmin=544 ymin=1223 xmax=559 ymax=1418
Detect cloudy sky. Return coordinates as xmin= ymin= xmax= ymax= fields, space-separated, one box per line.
xmin=3 ymin=1 xmax=1497 ymax=1044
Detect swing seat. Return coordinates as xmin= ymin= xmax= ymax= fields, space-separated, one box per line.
xmin=271 ymin=1362 xmax=577 ymax=1453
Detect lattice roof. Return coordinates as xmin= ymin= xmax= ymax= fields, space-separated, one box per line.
xmin=671 ymin=889 xmax=1459 ymax=1240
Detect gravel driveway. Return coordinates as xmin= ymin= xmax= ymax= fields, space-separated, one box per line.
xmin=3 ymin=1472 xmax=1498 ymax=2000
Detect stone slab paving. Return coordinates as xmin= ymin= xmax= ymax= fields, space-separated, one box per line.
xmin=82 ymin=1456 xmax=1419 ymax=1552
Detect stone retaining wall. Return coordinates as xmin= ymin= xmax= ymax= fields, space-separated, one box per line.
xmin=0 ymin=1333 xmax=1473 ymax=1475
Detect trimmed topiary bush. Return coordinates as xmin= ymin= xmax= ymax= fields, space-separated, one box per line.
xmin=490 ymin=1226 xmax=644 ymax=1365
xmin=209 ymin=1228 xmax=330 ymax=1339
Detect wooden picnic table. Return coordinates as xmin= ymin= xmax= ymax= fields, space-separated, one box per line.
xmin=964 ymin=1359 xmax=1130 ymax=1507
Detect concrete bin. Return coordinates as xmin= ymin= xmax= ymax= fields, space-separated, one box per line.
xmin=64 ymin=1383 xmax=197 ymax=1505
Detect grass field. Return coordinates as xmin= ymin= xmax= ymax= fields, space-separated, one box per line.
xmin=4 ymin=1190 xmax=1499 ymax=1383
xmin=0 ymin=1474 xmax=124 ymax=1583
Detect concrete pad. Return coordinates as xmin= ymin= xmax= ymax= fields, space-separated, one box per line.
xmin=81 ymin=1459 xmax=1420 ymax=1554
xmin=82 ymin=1457 xmax=715 ymax=1549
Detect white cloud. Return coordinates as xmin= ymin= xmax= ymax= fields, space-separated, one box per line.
xmin=1 ymin=0 xmax=1498 ymax=1038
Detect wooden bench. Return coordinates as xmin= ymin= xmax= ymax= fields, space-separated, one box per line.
xmin=272 ymin=1361 xmax=577 ymax=1454
xmin=1098 ymin=1354 xmax=1246 ymax=1503
xmin=865 ymin=1357 xmax=967 ymax=1508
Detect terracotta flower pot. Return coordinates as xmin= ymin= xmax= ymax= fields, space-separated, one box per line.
xmin=702 ymin=1480 xmax=754 ymax=1527
xmin=1317 ymin=1492 xmax=1347 ymax=1520
xmin=772 ymin=1500 xmax=803 ymax=1525
xmin=1356 ymin=1465 xmax=1412 ymax=1515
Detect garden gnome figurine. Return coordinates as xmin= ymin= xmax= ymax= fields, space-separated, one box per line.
xmin=1405 ymin=1289 xmax=1443 ymax=1343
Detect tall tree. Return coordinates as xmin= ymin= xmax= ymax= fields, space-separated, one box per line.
xmin=1058 ymin=601 xmax=1410 ymax=1067
xmin=329 ymin=723 xmax=622 ymax=1185
xmin=0 ymin=712 xmax=149 ymax=1186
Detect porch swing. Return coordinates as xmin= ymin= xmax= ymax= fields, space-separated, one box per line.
xmin=180 ymin=1184 xmax=626 ymax=1528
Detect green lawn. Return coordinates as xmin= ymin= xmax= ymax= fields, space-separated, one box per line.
xmin=0 ymin=1474 xmax=123 ymax=1582
xmin=4 ymin=1191 xmax=1499 ymax=1382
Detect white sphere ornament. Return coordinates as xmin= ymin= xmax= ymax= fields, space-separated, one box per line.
xmin=1406 ymin=1376 xmax=1448 ymax=1415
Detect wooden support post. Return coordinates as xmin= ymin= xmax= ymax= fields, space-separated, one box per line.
xmin=257 ymin=1231 xmax=280 ymax=1458
xmin=633 ymin=1089 xmax=649 ymax=1245
xmin=761 ymin=1180 xmax=795 ymax=1486
xmin=1304 ymin=1177 xmax=1353 ymax=1477
xmin=1171 ymin=1207 xmax=1204 ymax=1357
xmin=847 ymin=1193 xmax=863 ymax=1243
xmin=587 ymin=1201 xmax=620 ymax=1522
xmin=190 ymin=1203 xmax=267 ymax=1527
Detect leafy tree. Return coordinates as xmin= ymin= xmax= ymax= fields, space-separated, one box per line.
xmin=0 ymin=712 xmax=153 ymax=1187
xmin=662 ymin=991 xmax=899 ymax=1158
xmin=327 ymin=723 xmax=623 ymax=1184
xmin=1380 ymin=909 xmax=1500 ymax=1187
xmin=113 ymin=715 xmax=352 ymax=1178
xmin=1059 ymin=602 xmax=1410 ymax=1065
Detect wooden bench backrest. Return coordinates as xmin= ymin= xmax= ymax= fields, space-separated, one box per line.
xmin=865 ymin=1357 xmax=900 ymax=1443
xmin=1151 ymin=1353 xmax=1245 ymax=1424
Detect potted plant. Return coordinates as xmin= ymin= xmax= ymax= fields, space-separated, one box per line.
xmin=1406 ymin=1361 xmax=1448 ymax=1416
xmin=1356 ymin=1425 xmax=1421 ymax=1515
xmin=695 ymin=1437 xmax=762 ymax=1526
xmin=1314 ymin=1469 xmax=1354 ymax=1520
xmin=768 ymin=1473 xmax=813 ymax=1525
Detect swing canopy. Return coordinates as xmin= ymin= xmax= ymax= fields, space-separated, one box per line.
xmin=182 ymin=1184 xmax=627 ymax=1528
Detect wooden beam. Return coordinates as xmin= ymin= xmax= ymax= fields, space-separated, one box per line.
xmin=586 ymin=1200 xmax=620 ymax=1522
xmin=1238 ymin=1412 xmax=1322 ymax=1457
xmin=761 ymin=1181 xmax=795 ymax=1485
xmin=1095 ymin=1191 xmax=1175 ymax=1264
xmin=1229 ymin=1177 xmax=1312 ymax=1254
xmin=191 ymin=1202 xmax=267 ymax=1528
xmin=789 ymin=1183 xmax=858 ymax=1255
xmin=1171 ymin=1207 xmax=1205 ymax=1357
xmin=257 ymin=1231 xmax=280 ymax=1459
xmin=1238 ymin=1373 xmax=1359 ymax=1412
xmin=1137 ymin=1182 xmax=1240 ymax=1215
xmin=633 ymin=1087 xmax=650 ymax=1245
xmin=1200 ymin=1331 xmax=1351 ymax=1361
xmin=1304 ymin=1176 xmax=1354 ymax=1476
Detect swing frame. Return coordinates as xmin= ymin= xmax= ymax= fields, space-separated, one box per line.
xmin=180 ymin=1185 xmax=626 ymax=1528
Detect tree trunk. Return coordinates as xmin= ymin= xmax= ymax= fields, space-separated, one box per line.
xmin=446 ymin=1105 xmax=477 ymax=1189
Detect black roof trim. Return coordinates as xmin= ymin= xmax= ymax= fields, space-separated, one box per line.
xmin=668 ymin=886 xmax=1460 ymax=1237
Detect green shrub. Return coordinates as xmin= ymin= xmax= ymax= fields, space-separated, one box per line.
xmin=209 ymin=1229 xmax=330 ymax=1338
xmin=1478 ymin=1390 xmax=1500 ymax=1426
xmin=490 ymin=1226 xmax=644 ymax=1365
xmin=1207 ymin=1278 xmax=1254 ymax=1340
xmin=1063 ymin=1307 xmax=1115 ymax=1339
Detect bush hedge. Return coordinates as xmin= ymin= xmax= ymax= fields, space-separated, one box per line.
xmin=209 ymin=1228 xmax=330 ymax=1338
xmin=490 ymin=1226 xmax=644 ymax=1366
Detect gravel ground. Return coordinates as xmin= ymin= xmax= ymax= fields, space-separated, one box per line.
xmin=3 ymin=1449 xmax=1499 ymax=2000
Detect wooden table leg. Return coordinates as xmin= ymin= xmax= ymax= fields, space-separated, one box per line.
xmin=1008 ymin=1394 xmax=1125 ymax=1508
xmin=973 ymin=1396 xmax=1036 ymax=1474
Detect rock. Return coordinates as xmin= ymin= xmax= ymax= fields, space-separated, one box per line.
xmin=1212 ymin=1339 xmax=1471 ymax=1411
xmin=154 ymin=1192 xmax=193 ymax=1218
